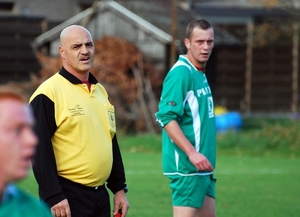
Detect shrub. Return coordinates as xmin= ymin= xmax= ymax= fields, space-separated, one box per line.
xmin=217 ymin=118 xmax=300 ymax=158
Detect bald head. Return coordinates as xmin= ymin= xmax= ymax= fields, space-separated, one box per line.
xmin=58 ymin=25 xmax=95 ymax=80
xmin=60 ymin=25 xmax=93 ymax=46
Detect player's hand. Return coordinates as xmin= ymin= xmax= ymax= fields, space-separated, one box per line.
xmin=113 ymin=189 xmax=130 ymax=217
xmin=51 ymin=199 xmax=71 ymax=217
xmin=188 ymin=151 xmax=213 ymax=172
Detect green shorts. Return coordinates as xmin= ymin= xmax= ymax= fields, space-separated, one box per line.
xmin=169 ymin=174 xmax=216 ymax=208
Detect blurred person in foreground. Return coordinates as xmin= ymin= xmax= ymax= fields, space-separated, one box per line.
xmin=0 ymin=88 xmax=52 ymax=217
xmin=155 ymin=19 xmax=217 ymax=217
xmin=29 ymin=25 xmax=129 ymax=217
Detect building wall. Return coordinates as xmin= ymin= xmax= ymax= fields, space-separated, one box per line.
xmin=8 ymin=0 xmax=80 ymax=22
xmin=89 ymin=11 xmax=167 ymax=70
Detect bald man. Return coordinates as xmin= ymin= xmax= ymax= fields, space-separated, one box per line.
xmin=29 ymin=25 xmax=129 ymax=217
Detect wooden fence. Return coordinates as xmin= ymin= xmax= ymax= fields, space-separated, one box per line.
xmin=0 ymin=16 xmax=44 ymax=83
xmin=212 ymin=45 xmax=299 ymax=113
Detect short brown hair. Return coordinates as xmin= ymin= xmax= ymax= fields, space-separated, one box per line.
xmin=186 ymin=19 xmax=213 ymax=39
xmin=0 ymin=87 xmax=25 ymax=103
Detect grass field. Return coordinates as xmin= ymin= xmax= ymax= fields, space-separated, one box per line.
xmin=15 ymin=118 xmax=300 ymax=216
xmin=17 ymin=151 xmax=300 ymax=217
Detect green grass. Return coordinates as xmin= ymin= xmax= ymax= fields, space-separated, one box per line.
xmin=215 ymin=155 xmax=300 ymax=217
xmin=17 ymin=152 xmax=300 ymax=217
xmin=119 ymin=117 xmax=300 ymax=158
xmin=16 ymin=118 xmax=300 ymax=216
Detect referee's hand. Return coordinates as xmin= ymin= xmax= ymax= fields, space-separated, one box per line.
xmin=51 ymin=199 xmax=71 ymax=217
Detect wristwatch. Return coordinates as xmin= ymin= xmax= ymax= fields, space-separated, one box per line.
xmin=124 ymin=185 xmax=128 ymax=193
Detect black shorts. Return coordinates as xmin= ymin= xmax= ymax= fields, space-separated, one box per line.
xmin=59 ymin=176 xmax=110 ymax=217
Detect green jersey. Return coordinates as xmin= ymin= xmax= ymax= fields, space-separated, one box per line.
xmin=155 ymin=55 xmax=216 ymax=176
xmin=0 ymin=184 xmax=52 ymax=217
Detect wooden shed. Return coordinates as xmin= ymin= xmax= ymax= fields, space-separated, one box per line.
xmin=32 ymin=1 xmax=173 ymax=73
xmin=32 ymin=0 xmax=240 ymax=74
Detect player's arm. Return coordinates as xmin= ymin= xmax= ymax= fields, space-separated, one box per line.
xmin=164 ymin=120 xmax=213 ymax=172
